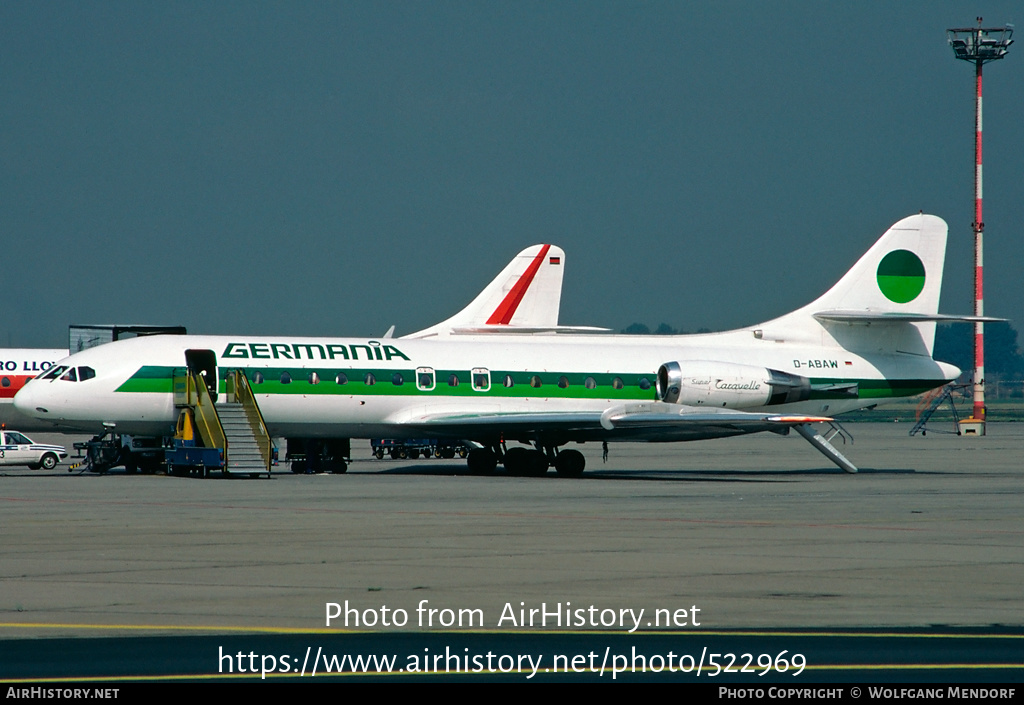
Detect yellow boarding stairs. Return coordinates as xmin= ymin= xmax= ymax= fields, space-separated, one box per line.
xmin=171 ymin=369 xmax=272 ymax=477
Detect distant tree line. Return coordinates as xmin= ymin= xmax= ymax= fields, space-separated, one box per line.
xmin=621 ymin=322 xmax=1024 ymax=397
xmin=621 ymin=323 xmax=714 ymax=336
xmin=933 ymin=323 xmax=1024 ymax=397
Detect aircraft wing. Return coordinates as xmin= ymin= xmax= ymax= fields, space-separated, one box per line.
xmin=395 ymin=402 xmax=832 ymax=443
xmin=396 ymin=403 xmax=853 ymax=472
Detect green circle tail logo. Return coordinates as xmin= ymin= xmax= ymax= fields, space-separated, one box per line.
xmin=877 ymin=250 xmax=925 ymax=303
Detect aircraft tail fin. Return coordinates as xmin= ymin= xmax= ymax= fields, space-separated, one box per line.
xmin=404 ymin=244 xmax=566 ymax=339
xmin=758 ymin=214 xmax=989 ymax=357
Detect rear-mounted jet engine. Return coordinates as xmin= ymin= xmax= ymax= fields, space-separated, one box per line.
xmin=656 ymin=360 xmax=811 ymax=408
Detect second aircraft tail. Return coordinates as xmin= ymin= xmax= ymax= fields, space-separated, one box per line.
xmin=404 ymin=244 xmax=566 ymax=338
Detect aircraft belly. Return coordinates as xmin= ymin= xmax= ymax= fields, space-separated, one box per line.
xmin=88 ymin=393 xmax=177 ymax=436
xmin=259 ymin=396 xmax=406 ymax=437
xmin=259 ymin=395 xmax=605 ymax=439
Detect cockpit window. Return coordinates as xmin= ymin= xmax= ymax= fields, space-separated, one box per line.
xmin=44 ymin=366 xmax=95 ymax=382
xmin=41 ymin=366 xmax=67 ymax=380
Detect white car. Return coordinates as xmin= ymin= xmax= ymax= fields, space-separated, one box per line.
xmin=1 ymin=430 xmax=68 ymax=470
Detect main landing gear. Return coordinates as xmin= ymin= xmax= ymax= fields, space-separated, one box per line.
xmin=466 ymin=445 xmax=586 ymax=478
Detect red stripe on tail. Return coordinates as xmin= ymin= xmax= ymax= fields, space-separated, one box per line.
xmin=486 ymin=244 xmax=552 ymax=325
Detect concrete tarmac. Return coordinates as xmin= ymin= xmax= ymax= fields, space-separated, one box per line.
xmin=1 ymin=422 xmax=1022 ymax=639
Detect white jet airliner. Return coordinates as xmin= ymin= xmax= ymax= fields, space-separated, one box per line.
xmin=15 ymin=214 xmax=980 ymax=476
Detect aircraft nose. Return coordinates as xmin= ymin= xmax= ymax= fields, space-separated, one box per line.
xmin=13 ymin=380 xmax=49 ymax=417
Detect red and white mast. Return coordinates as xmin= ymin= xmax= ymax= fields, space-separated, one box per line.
xmin=947 ymin=18 xmax=1013 ymax=435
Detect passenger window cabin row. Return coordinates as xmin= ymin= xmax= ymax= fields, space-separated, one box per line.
xmin=247 ymin=369 xmax=653 ymax=391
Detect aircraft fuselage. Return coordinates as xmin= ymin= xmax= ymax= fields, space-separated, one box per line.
xmin=15 ymin=331 xmax=954 ymax=440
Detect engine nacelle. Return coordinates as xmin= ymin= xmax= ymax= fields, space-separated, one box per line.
xmin=656 ymin=360 xmax=811 ymax=409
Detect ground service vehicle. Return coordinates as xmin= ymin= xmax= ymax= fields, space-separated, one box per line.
xmin=371 ymin=439 xmax=469 ymax=460
xmin=0 ymin=430 xmax=68 ymax=470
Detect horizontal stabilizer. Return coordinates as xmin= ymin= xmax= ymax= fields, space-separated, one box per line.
xmin=814 ymin=310 xmax=1005 ymax=324
xmin=449 ymin=325 xmax=612 ymax=335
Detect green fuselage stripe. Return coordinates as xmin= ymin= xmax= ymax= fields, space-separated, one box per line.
xmin=114 ymin=366 xmax=940 ymax=402
xmin=808 ymin=378 xmax=937 ymax=400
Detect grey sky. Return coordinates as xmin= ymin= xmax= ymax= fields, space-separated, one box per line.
xmin=3 ymin=2 xmax=1021 ymax=348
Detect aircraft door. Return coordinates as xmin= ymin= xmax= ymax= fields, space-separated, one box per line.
xmin=185 ymin=349 xmax=219 ymax=402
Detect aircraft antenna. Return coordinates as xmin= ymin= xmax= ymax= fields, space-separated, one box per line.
xmin=946 ymin=18 xmax=1013 ymax=436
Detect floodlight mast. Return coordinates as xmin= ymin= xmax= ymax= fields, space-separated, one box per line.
xmin=947 ymin=18 xmax=1013 ymax=436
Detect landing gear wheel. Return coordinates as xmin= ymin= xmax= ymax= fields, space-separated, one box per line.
xmin=524 ymin=450 xmax=549 ymax=477
xmin=554 ymin=449 xmax=586 ymax=477
xmin=505 ymin=447 xmax=548 ymax=476
xmin=122 ymin=448 xmax=138 ymax=474
xmin=503 ymin=447 xmax=528 ymax=476
xmin=467 ymin=449 xmax=497 ymax=475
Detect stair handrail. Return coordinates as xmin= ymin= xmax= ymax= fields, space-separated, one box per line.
xmin=231 ymin=369 xmax=272 ymax=472
xmin=189 ymin=370 xmax=227 ymax=460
